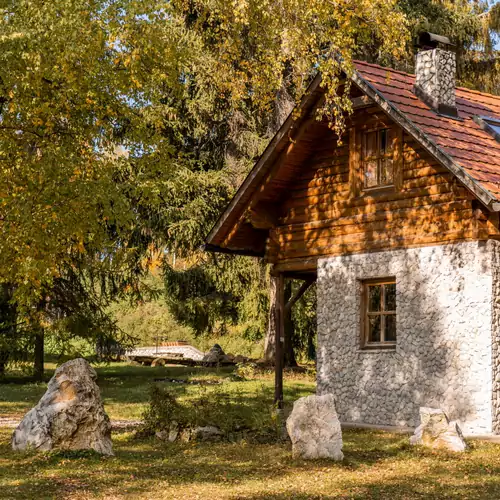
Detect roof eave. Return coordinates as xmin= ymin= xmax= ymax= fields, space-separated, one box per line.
xmin=202 ymin=243 xmax=265 ymax=258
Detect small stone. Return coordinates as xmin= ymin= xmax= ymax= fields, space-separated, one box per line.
xmin=286 ymin=394 xmax=343 ymax=460
xmin=168 ymin=421 xmax=179 ymax=442
xmin=155 ymin=421 xmax=179 ymax=442
xmin=191 ymin=426 xmax=223 ymax=441
xmin=410 ymin=407 xmax=466 ymax=452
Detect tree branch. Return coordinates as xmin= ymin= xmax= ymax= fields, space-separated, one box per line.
xmin=284 ymin=278 xmax=314 ymax=313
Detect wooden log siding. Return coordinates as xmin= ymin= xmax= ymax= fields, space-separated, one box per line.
xmin=265 ymin=124 xmax=493 ymax=265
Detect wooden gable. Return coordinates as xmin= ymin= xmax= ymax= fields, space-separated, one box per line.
xmin=206 ymin=66 xmax=500 ymax=273
xmin=270 ymin=114 xmax=498 ymax=271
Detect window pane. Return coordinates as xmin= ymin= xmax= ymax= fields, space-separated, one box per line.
xmin=380 ymin=158 xmax=393 ymax=185
xmin=368 ymin=315 xmax=381 ymax=342
xmin=489 ymin=123 xmax=500 ymax=134
xmin=365 ymin=131 xmax=377 ymax=158
xmin=380 ymin=129 xmax=387 ymax=154
xmin=485 ymin=119 xmax=500 ymax=135
xmin=385 ymin=314 xmax=397 ymax=341
xmin=364 ymin=161 xmax=378 ymax=187
xmin=385 ymin=128 xmax=395 ymax=154
xmin=385 ymin=283 xmax=396 ymax=311
xmin=368 ymin=285 xmax=381 ymax=312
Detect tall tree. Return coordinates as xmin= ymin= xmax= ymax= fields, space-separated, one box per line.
xmin=161 ymin=0 xmax=500 ymax=365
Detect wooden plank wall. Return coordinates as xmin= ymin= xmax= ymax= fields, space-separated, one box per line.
xmin=267 ymin=113 xmax=496 ymax=268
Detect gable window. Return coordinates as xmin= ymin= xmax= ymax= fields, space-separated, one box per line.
xmin=362 ymin=279 xmax=396 ymax=348
xmin=363 ymin=128 xmax=395 ymax=189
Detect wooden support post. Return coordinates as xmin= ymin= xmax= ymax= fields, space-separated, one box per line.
xmin=274 ymin=272 xmax=285 ymax=409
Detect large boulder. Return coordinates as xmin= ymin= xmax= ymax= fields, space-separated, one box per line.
xmin=410 ymin=407 xmax=466 ymax=452
xmin=12 ymin=358 xmax=113 ymax=455
xmin=202 ymin=344 xmax=225 ymax=364
xmin=286 ymin=394 xmax=343 ymax=460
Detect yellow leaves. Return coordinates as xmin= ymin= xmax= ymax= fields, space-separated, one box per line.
xmin=76 ymin=240 xmax=85 ymax=254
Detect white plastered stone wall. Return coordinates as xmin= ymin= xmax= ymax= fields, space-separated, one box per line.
xmin=316 ymin=240 xmax=497 ymax=435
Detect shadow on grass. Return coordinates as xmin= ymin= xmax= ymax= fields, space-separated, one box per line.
xmin=4 ymin=428 xmax=500 ymax=499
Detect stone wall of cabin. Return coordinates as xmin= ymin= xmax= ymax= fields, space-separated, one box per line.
xmin=491 ymin=240 xmax=500 ymax=433
xmin=316 ymin=240 xmax=495 ymax=435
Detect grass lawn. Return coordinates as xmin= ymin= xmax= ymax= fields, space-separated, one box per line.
xmin=2 ymin=363 xmax=500 ymax=499
xmin=0 ymin=362 xmax=315 ymax=421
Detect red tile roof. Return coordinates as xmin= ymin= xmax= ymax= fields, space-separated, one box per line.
xmin=354 ymin=61 xmax=500 ymax=198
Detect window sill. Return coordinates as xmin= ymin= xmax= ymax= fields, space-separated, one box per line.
xmin=362 ymin=185 xmax=395 ymax=196
xmin=358 ymin=345 xmax=396 ymax=353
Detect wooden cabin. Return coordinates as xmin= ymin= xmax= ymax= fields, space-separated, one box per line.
xmin=206 ymin=35 xmax=500 ymax=435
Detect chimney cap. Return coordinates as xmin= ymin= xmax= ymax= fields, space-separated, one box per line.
xmin=416 ymin=32 xmax=454 ymax=50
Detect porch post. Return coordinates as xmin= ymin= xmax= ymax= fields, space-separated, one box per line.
xmin=273 ymin=272 xmax=285 ymax=408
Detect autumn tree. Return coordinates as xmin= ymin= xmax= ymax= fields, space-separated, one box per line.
xmin=0 ymin=0 xmax=229 ymax=372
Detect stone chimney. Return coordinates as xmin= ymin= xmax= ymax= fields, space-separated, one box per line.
xmin=414 ymin=32 xmax=458 ymax=118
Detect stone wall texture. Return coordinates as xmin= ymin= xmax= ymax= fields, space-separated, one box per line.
xmin=491 ymin=241 xmax=500 ymax=433
xmin=415 ymin=48 xmax=456 ymax=110
xmin=316 ymin=241 xmax=495 ymax=435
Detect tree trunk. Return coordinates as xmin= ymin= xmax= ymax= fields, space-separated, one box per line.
xmin=0 ymin=283 xmax=16 ymax=376
xmin=33 ymin=329 xmax=44 ymax=381
xmin=264 ymin=275 xmax=277 ymax=363
xmin=283 ymin=281 xmax=298 ymax=368
xmin=273 ymin=273 xmax=285 ymax=408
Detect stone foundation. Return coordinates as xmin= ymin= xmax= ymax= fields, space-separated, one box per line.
xmin=317 ymin=241 xmax=495 ymax=435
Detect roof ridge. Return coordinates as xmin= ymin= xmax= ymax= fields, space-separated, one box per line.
xmin=354 ymin=59 xmax=500 ymax=101
xmin=353 ymin=60 xmax=414 ymax=79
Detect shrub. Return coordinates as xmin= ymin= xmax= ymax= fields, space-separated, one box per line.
xmin=234 ymin=362 xmax=258 ymax=380
xmin=140 ymin=383 xmax=286 ymax=443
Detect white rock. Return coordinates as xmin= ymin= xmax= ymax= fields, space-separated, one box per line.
xmin=168 ymin=421 xmax=180 ymax=442
xmin=410 ymin=407 xmax=466 ymax=452
xmin=286 ymin=394 xmax=343 ymax=460
xmin=202 ymin=344 xmax=225 ymax=364
xmin=177 ymin=425 xmax=223 ymax=442
xmin=12 ymin=358 xmax=113 ymax=455
xmin=155 ymin=423 xmax=179 ymax=443
xmin=192 ymin=426 xmax=223 ymax=441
